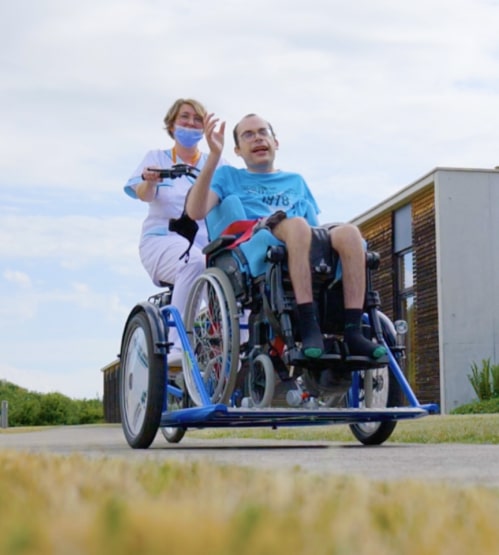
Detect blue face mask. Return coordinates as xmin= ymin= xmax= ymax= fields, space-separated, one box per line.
xmin=173 ymin=126 xmax=204 ymax=148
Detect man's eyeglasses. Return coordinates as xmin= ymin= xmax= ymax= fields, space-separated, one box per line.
xmin=239 ymin=128 xmax=273 ymax=142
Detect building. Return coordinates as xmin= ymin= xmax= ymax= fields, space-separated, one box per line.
xmin=352 ymin=167 xmax=499 ymax=413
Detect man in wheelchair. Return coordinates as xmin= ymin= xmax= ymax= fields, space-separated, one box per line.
xmin=186 ymin=112 xmax=387 ymax=362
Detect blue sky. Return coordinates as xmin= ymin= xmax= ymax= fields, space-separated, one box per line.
xmin=1 ymin=0 xmax=499 ymax=399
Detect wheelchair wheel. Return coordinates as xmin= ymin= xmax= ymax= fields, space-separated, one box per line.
xmin=247 ymin=353 xmax=276 ymax=408
xmin=348 ymin=313 xmax=402 ymax=445
xmin=120 ymin=310 xmax=165 ymax=449
xmin=183 ymin=267 xmax=240 ymax=406
xmin=160 ymin=375 xmax=187 ymax=444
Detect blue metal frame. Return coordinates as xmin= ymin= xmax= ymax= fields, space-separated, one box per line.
xmin=157 ymin=304 xmax=438 ymax=430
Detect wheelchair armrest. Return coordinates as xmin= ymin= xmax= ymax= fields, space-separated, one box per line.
xmin=202 ymin=235 xmax=238 ymax=255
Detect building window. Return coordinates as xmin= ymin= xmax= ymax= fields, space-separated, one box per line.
xmin=394 ymin=204 xmax=412 ymax=252
xmin=398 ymin=250 xmax=414 ymax=289
xmin=393 ymin=205 xmax=415 ymax=381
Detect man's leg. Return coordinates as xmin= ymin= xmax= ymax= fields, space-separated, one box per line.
xmin=330 ymin=224 xmax=386 ymax=359
xmin=273 ymin=217 xmax=324 ymax=358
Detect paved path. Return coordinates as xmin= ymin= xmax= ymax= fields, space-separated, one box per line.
xmin=2 ymin=424 xmax=499 ymax=487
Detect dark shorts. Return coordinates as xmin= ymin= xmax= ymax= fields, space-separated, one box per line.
xmin=309 ymin=226 xmax=339 ymax=274
xmin=263 ymin=212 xmax=339 ymax=275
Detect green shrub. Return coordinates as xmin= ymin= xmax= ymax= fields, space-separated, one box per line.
xmin=451 ymin=397 xmax=499 ymax=414
xmin=10 ymin=393 xmax=43 ymax=426
xmin=468 ymin=358 xmax=499 ymax=401
xmin=75 ymin=398 xmax=105 ymax=424
xmin=0 ymin=380 xmax=104 ymax=427
xmin=39 ymin=392 xmax=75 ymax=426
xmin=492 ymin=363 xmax=499 ymax=397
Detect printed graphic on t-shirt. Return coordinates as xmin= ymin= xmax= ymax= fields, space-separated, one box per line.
xmin=244 ymin=184 xmax=293 ymax=209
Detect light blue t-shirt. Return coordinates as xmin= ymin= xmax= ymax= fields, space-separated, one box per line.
xmin=210 ymin=166 xmax=320 ymax=224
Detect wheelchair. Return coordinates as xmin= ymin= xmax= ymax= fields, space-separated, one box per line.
xmin=118 ymin=165 xmax=437 ymax=450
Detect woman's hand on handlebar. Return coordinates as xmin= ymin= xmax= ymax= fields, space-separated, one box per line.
xmin=141 ymin=166 xmax=162 ymax=185
xmin=136 ymin=166 xmax=162 ymax=202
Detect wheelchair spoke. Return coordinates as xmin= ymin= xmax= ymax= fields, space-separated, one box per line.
xmin=184 ymin=268 xmax=240 ymax=406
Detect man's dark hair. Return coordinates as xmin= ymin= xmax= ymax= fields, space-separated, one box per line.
xmin=233 ymin=114 xmax=275 ymax=147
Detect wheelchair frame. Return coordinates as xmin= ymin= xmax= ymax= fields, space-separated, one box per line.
xmin=118 ymin=167 xmax=438 ymax=450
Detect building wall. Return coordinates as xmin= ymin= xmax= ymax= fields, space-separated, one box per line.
xmin=435 ymin=170 xmax=499 ymax=411
xmin=358 ymin=187 xmax=441 ymax=406
xmin=355 ymin=168 xmax=499 ymax=413
xmin=412 ymin=187 xmax=440 ymax=404
xmin=357 ymin=212 xmax=395 ymax=320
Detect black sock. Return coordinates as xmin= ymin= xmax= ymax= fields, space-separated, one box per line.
xmin=297 ymin=302 xmax=324 ymax=358
xmin=343 ymin=309 xmax=387 ymax=359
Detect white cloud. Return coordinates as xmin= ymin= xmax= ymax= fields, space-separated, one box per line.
xmin=3 ymin=270 xmax=32 ymax=288
xmin=0 ymin=360 xmax=104 ymax=400
xmin=2 ymin=0 xmax=498 ymax=198
xmin=1 ymin=0 xmax=499 ymax=397
xmin=0 ymin=290 xmax=38 ymax=323
xmin=0 ymin=212 xmax=139 ymax=265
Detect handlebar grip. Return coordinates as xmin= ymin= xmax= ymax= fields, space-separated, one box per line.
xmin=147 ymin=165 xmax=200 ymax=179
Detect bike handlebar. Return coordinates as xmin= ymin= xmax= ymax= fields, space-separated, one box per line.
xmin=146 ymin=164 xmax=200 ymax=180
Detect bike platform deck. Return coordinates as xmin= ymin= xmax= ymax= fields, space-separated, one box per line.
xmin=160 ymin=404 xmax=431 ymax=429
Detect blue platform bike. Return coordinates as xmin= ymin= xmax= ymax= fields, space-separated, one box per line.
xmin=119 ymin=165 xmax=438 ymax=449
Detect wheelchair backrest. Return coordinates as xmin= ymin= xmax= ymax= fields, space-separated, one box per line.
xmin=206 ymin=195 xmax=249 ymax=241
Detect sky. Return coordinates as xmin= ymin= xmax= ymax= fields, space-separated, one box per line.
xmin=1 ymin=0 xmax=499 ymax=400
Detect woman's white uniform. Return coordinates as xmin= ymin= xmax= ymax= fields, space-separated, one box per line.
xmin=124 ymin=148 xmax=226 ymax=352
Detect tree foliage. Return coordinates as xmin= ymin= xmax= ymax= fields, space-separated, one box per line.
xmin=0 ymin=380 xmax=104 ymax=427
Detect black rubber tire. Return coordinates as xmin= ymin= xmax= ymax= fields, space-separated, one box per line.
xmin=160 ymin=376 xmax=187 ymax=444
xmin=161 ymin=426 xmax=186 ymax=443
xmin=349 ymin=312 xmax=403 ymax=445
xmin=160 ymin=374 xmax=189 ymax=443
xmin=247 ymin=353 xmax=276 ymax=408
xmin=120 ymin=310 xmax=165 ymax=449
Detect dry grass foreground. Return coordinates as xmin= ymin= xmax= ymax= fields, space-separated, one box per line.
xmin=1 ymin=450 xmax=499 ymax=555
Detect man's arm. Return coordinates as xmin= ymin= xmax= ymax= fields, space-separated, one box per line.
xmin=186 ymin=152 xmax=220 ymax=219
xmin=186 ymin=113 xmax=225 ymax=220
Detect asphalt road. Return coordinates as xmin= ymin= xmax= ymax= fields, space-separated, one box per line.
xmin=2 ymin=424 xmax=499 ymax=487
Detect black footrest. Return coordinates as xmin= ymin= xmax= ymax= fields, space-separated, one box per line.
xmin=285 ymin=350 xmax=389 ymax=371
xmin=343 ymin=354 xmax=390 ymax=367
xmin=290 ymin=352 xmax=342 ymax=365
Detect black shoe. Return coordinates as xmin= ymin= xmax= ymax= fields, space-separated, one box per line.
xmin=344 ymin=335 xmax=387 ymax=359
xmin=297 ymin=302 xmax=324 ymax=358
